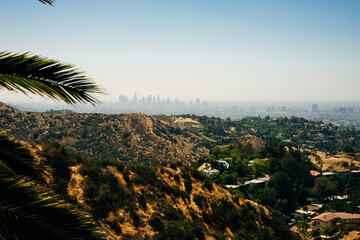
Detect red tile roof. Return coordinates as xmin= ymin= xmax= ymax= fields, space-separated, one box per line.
xmin=312 ymin=212 xmax=360 ymax=222
xmin=310 ymin=170 xmax=321 ymax=177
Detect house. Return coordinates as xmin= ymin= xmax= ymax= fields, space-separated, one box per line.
xmin=197 ymin=163 xmax=220 ymax=177
xmin=293 ymin=209 xmax=317 ymax=219
xmin=327 ymin=195 xmax=348 ymax=201
xmin=311 ymin=212 xmax=360 ymax=231
xmin=197 ymin=163 xmax=211 ymax=172
xmin=201 ymin=168 xmax=220 ymax=177
xmin=310 ymin=170 xmax=321 ymax=177
xmin=225 ymin=184 xmax=240 ymax=189
xmin=217 ymin=160 xmax=230 ymax=170
xmin=322 ymin=172 xmax=335 ymax=177
xmin=241 ymin=175 xmax=270 ymax=188
xmin=306 ymin=205 xmax=321 ymax=212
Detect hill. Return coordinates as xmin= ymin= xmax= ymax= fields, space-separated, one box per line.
xmin=0 ymin=103 xmax=214 ymax=163
xmin=309 ymin=151 xmax=360 ymax=172
xmin=36 ymin=143 xmax=297 ymax=240
xmin=0 ymin=103 xmax=268 ymax=164
xmin=176 ymin=114 xmax=360 ymax=154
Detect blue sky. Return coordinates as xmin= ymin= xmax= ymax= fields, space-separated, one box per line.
xmin=1 ymin=0 xmax=360 ymax=103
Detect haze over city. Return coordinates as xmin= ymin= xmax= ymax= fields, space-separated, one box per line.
xmin=1 ymin=0 xmax=360 ymax=104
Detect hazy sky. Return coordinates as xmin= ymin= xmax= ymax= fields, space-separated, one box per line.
xmin=1 ymin=0 xmax=360 ymax=104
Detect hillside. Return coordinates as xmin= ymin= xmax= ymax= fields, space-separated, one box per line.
xmin=309 ymin=151 xmax=360 ymax=172
xmin=176 ymin=114 xmax=360 ymax=153
xmin=35 ymin=143 xmax=297 ymax=240
xmin=0 ymin=103 xmax=214 ymax=163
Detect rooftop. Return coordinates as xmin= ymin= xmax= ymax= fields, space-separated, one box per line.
xmin=197 ymin=163 xmax=211 ymax=171
xmin=312 ymin=212 xmax=360 ymax=222
xmin=310 ymin=170 xmax=321 ymax=177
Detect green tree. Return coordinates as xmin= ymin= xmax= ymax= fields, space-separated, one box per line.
xmin=312 ymin=177 xmax=339 ymax=199
xmin=251 ymin=158 xmax=268 ymax=177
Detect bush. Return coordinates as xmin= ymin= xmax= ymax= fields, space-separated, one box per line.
xmin=184 ymin=176 xmax=192 ymax=193
xmin=204 ymin=179 xmax=213 ymax=191
xmin=163 ymin=207 xmax=185 ymax=221
xmin=130 ymin=165 xmax=158 ymax=186
xmin=98 ymin=159 xmax=124 ymax=171
xmin=149 ymin=212 xmax=165 ymax=231
xmin=193 ymin=194 xmax=207 ymax=207
xmin=153 ymin=221 xmax=205 ymax=240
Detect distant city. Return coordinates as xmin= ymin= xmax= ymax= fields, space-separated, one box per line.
xmin=118 ymin=92 xmax=208 ymax=107
xmin=6 ymin=93 xmax=360 ymax=129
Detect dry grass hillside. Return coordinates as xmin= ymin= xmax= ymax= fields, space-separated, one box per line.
xmin=0 ymin=103 xmax=214 ymax=163
xmin=309 ymin=151 xmax=360 ymax=171
xmin=31 ymin=140 xmax=296 ymax=240
xmin=218 ymin=135 xmax=265 ymax=155
xmin=66 ymin=161 xmax=295 ymax=240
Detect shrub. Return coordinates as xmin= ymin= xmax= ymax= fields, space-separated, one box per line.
xmin=204 ymin=179 xmax=213 ymax=191
xmin=193 ymin=194 xmax=207 ymax=207
xmin=130 ymin=165 xmax=158 ymax=186
xmin=153 ymin=221 xmax=205 ymax=240
xmin=98 ymin=159 xmax=124 ymax=171
xmin=163 ymin=207 xmax=185 ymax=221
xmin=149 ymin=212 xmax=165 ymax=231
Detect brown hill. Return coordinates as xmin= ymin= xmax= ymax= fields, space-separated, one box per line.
xmin=30 ymin=142 xmax=297 ymax=239
xmin=309 ymin=151 xmax=360 ymax=171
xmin=0 ymin=102 xmax=214 ymax=163
xmin=65 ymin=161 xmax=295 ymax=239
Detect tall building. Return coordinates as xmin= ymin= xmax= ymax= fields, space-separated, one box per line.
xmin=132 ymin=92 xmax=138 ymax=104
xmin=118 ymin=95 xmax=128 ymax=104
xmin=153 ymin=96 xmax=156 ymax=104
xmin=312 ymin=104 xmax=318 ymax=113
xmin=157 ymin=94 xmax=160 ymax=104
xmin=196 ymin=98 xmax=200 ymax=105
xmin=147 ymin=95 xmax=152 ymax=104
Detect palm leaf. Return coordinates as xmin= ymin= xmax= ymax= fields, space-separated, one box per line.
xmin=0 ymin=132 xmax=51 ymax=184
xmin=0 ymin=176 xmax=104 ymax=239
xmin=39 ymin=0 xmax=55 ymax=6
xmin=0 ymin=51 xmax=103 ymax=105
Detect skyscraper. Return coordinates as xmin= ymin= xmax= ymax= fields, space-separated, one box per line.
xmin=147 ymin=95 xmax=152 ymax=104
xmin=196 ymin=98 xmax=200 ymax=105
xmin=133 ymin=92 xmax=138 ymax=104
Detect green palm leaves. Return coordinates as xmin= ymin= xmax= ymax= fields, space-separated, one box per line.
xmin=0 ymin=51 xmax=103 ymax=105
xmin=1 ymin=1 xmax=107 ymax=238
xmin=0 ymin=177 xmax=101 ymax=240
xmin=0 ymin=133 xmax=104 ymax=239
xmin=0 ymin=133 xmax=51 ymax=183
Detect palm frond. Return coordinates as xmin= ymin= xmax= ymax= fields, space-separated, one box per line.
xmin=0 ymin=132 xmax=51 ymax=184
xmin=0 ymin=176 xmax=104 ymax=239
xmin=0 ymin=51 xmax=104 ymax=105
xmin=39 ymin=0 xmax=55 ymax=6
